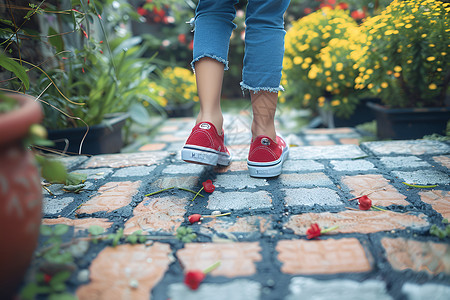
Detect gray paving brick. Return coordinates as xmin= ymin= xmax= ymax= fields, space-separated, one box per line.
xmin=162 ymin=163 xmax=206 ymax=174
xmin=214 ymin=174 xmax=269 ymax=189
xmin=330 ymin=160 xmax=376 ymax=171
xmin=112 ymin=166 xmax=157 ymax=177
xmin=363 ymin=140 xmax=450 ymax=156
xmin=282 ymin=160 xmax=324 ymax=172
xmin=168 ymin=280 xmax=261 ymax=300
xmin=401 ymin=282 xmax=450 ymax=300
xmin=75 ymin=168 xmax=113 ymax=180
xmin=280 ymin=173 xmax=334 ymax=187
xmin=304 ymin=134 xmax=330 ymax=141
xmin=379 ymin=156 xmax=431 ymax=169
xmin=58 ymin=155 xmax=89 ymax=170
xmin=289 ymin=145 xmax=367 ymax=160
xmin=286 ymin=277 xmax=392 ymax=300
xmin=208 ymin=191 xmax=272 ymax=211
xmin=284 ymin=188 xmax=343 ymax=206
xmin=391 ymin=170 xmax=450 ymax=185
xmin=43 ymin=196 xmax=73 ymax=214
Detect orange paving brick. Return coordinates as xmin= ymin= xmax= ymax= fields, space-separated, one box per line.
xmin=339 ymin=138 xmax=360 ymax=145
xmin=158 ymin=125 xmax=179 ymax=132
xmin=381 ymin=238 xmax=450 ymax=275
xmin=138 ymin=143 xmax=166 ymax=152
xmin=214 ymin=161 xmax=248 ymax=173
xmin=285 ymin=211 xmax=428 ymax=235
xmin=124 ymin=196 xmax=187 ymax=234
xmin=76 ymin=243 xmax=172 ymax=300
xmin=84 ymin=152 xmax=168 ymax=168
xmin=177 ymin=242 xmax=262 ymax=277
xmin=76 ymin=181 xmax=141 ymax=214
xmin=433 ymin=156 xmax=450 ymax=168
xmin=42 ymin=217 xmax=113 ymax=233
xmin=419 ymin=190 xmax=450 ymax=220
xmin=303 ymin=128 xmax=354 ymax=135
xmin=341 ymin=174 xmax=409 ymax=206
xmin=310 ymin=140 xmax=336 ymax=146
xmin=203 ymin=215 xmax=272 ymax=233
xmin=276 ymin=238 xmax=372 ymax=274
xmin=157 ymin=134 xmax=186 ymax=143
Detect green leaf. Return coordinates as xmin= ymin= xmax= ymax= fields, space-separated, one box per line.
xmin=126 ymin=235 xmax=137 ymax=244
xmin=128 ymin=102 xmax=149 ymax=125
xmin=53 ymin=224 xmax=69 ymax=236
xmin=48 ymin=26 xmax=64 ymax=53
xmin=88 ymin=225 xmax=105 ymax=236
xmin=49 ymin=293 xmax=78 ymax=300
xmin=40 ymin=225 xmax=53 ymax=236
xmin=66 ymin=172 xmax=87 ymax=186
xmin=0 ymin=52 xmax=30 ymax=89
xmin=50 ymin=271 xmax=71 ymax=284
xmin=36 ymin=156 xmax=68 ymax=184
xmin=20 ymin=282 xmax=39 ymax=300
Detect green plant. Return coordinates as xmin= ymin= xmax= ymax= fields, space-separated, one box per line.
xmin=282 ymin=7 xmax=368 ymax=118
xmin=356 ymin=0 xmax=450 ymax=108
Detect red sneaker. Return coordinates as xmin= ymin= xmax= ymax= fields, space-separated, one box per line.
xmin=182 ymin=122 xmax=232 ymax=166
xmin=247 ymin=135 xmax=289 ymax=177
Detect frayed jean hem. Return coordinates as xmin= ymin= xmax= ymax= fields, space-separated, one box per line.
xmin=240 ymin=82 xmax=284 ymax=94
xmin=191 ymin=54 xmax=229 ymax=72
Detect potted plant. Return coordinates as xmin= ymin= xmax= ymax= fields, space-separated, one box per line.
xmin=282 ymin=6 xmax=377 ymax=127
xmin=357 ymin=0 xmax=450 ymax=139
xmin=151 ymin=66 xmax=198 ymax=117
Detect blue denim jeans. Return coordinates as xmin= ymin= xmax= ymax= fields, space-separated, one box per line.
xmin=191 ymin=0 xmax=290 ymax=93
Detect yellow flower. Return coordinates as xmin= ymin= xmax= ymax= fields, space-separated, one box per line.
xmin=293 ymin=56 xmax=303 ymax=64
xmin=394 ymin=72 xmax=401 ymax=78
xmin=428 ymin=83 xmax=437 ymax=90
xmin=381 ymin=82 xmax=389 ymax=88
xmin=304 ymin=93 xmax=312 ymax=100
xmin=426 ymin=56 xmax=436 ymax=61
xmin=394 ymin=66 xmax=402 ymax=72
xmin=338 ymin=74 xmax=345 ymax=80
xmin=442 ymin=52 xmax=447 ymax=56
xmin=407 ymin=59 xmax=413 ymax=64
xmin=331 ymin=100 xmax=341 ymax=106
xmin=437 ymin=68 xmax=443 ymax=71
xmin=383 ymin=56 xmax=388 ymax=61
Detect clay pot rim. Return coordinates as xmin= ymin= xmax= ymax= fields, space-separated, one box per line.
xmin=0 ymin=93 xmax=43 ymax=146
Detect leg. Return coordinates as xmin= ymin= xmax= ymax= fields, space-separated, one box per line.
xmin=192 ymin=0 xmax=238 ymax=133
xmin=243 ymin=0 xmax=290 ymax=140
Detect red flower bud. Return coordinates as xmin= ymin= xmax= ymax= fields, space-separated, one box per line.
xmin=306 ymin=223 xmax=321 ymax=239
xmin=202 ymin=180 xmax=215 ymax=193
xmin=188 ymin=214 xmax=202 ymax=224
xmin=44 ymin=273 xmax=52 ymax=284
xmin=358 ymin=195 xmax=372 ymax=210
xmin=184 ymin=270 xmax=205 ymax=290
xmin=337 ymin=2 xmax=349 ymax=10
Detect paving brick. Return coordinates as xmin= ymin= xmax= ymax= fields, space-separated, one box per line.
xmin=339 ymin=138 xmax=360 ymax=145
xmin=362 ymin=140 xmax=450 ymax=156
xmin=310 ymin=140 xmax=336 ymax=146
xmin=159 ymin=125 xmax=179 ymax=132
xmin=74 ymin=168 xmax=113 ymax=180
xmin=330 ymin=160 xmax=376 ymax=171
xmin=203 ymin=215 xmax=272 ymax=234
xmin=76 ymin=181 xmax=141 ymax=214
xmin=214 ymin=161 xmax=248 ymax=173
xmin=42 ymin=217 xmax=113 ymax=233
xmin=391 ymin=170 xmax=450 ymax=185
xmin=76 ymin=243 xmax=172 ymax=300
xmin=124 ymin=195 xmax=187 ymax=234
xmin=286 ymin=277 xmax=392 ymax=300
xmin=214 ymin=174 xmax=269 ymax=189
xmin=419 ymin=190 xmax=450 ymax=219
xmin=289 ymin=145 xmax=367 ymax=160
xmin=341 ymin=174 xmax=409 ymax=206
xmin=276 ymin=238 xmax=372 ymax=274
xmin=112 ymin=166 xmax=156 ymax=177
xmin=378 ymin=156 xmax=431 ymax=169
xmin=303 ymin=128 xmax=355 ymax=135
xmin=138 ymin=143 xmax=166 ymax=151
xmin=285 ymin=211 xmax=428 ymax=235
xmin=281 ymin=160 xmax=324 ymax=172
xmin=154 ymin=133 xmax=187 ymax=143
xmin=280 ymin=172 xmax=334 ymax=187
xmin=57 ymin=156 xmax=89 ymax=170
xmin=401 ymin=282 xmax=450 ymax=300
xmin=433 ymin=155 xmax=450 ymax=168
xmin=381 ymin=237 xmax=450 ymax=275
xmin=304 ymin=134 xmax=332 ymax=141
xmin=284 ymin=188 xmax=343 ymax=207
xmin=207 ymin=191 xmax=272 ymax=211
xmin=168 ymin=280 xmax=261 ymax=300
xmin=162 ymin=163 xmax=207 ymax=174
xmin=177 ymin=242 xmax=262 ymax=277
xmin=43 ymin=196 xmax=74 ymax=215
xmin=83 ymin=152 xmax=169 ymax=168
xmin=151 ymin=176 xmax=199 ymax=190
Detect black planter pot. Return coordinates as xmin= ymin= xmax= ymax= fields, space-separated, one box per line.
xmin=164 ymin=102 xmax=195 ymax=118
xmin=46 ymin=113 xmax=128 ymax=155
xmin=367 ymin=102 xmax=450 ymax=140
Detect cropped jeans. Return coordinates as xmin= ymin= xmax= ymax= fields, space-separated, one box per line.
xmin=191 ymin=0 xmax=290 ymax=93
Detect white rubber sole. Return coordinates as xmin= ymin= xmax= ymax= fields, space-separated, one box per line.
xmin=182 ymin=145 xmax=231 ymax=166
xmin=247 ymin=147 xmax=289 ymax=178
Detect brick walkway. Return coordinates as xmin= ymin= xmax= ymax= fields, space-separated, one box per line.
xmin=37 ymin=111 xmax=450 ymax=300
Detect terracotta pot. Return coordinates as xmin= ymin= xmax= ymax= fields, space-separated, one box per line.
xmin=0 ymin=93 xmax=43 ymax=299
